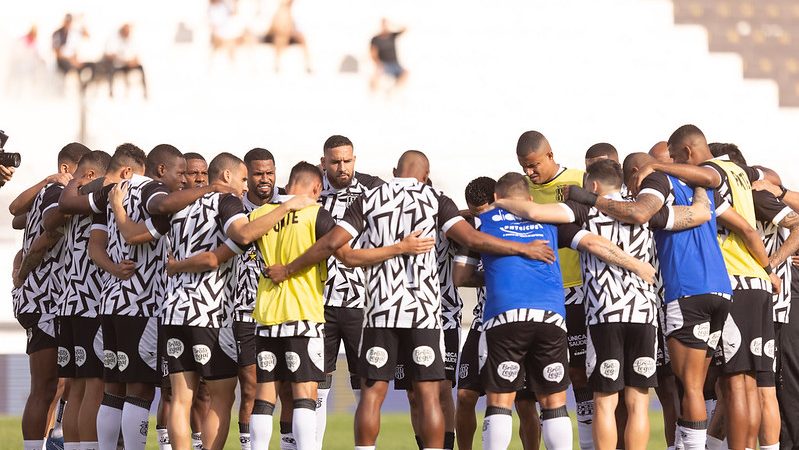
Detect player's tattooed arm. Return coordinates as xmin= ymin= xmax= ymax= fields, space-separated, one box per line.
xmin=717 ymin=207 xmax=780 ymax=293
xmin=632 ymin=162 xmax=721 ymax=193
xmin=491 ymin=198 xmax=573 ymax=224
xmin=575 ymin=232 xmax=656 ymax=284
xmin=769 ymin=211 xmax=799 ymax=267
xmin=88 ymin=229 xmax=136 ymax=280
xmin=596 ymin=193 xmax=664 ymax=225
xmin=334 ymin=230 xmax=435 ymax=268
xmin=669 ymin=187 xmax=712 ymax=231
xmin=109 ymin=183 xmax=161 ymax=244
xmin=167 ymin=244 xmax=238 ymax=276
xmin=14 ymin=229 xmax=63 ymax=288
xmin=9 ymin=173 xmax=72 ymax=216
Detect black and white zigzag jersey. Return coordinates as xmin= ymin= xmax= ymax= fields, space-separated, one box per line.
xmin=339 ymin=177 xmax=464 ymax=329
xmin=59 ymin=182 xmax=107 ymax=317
xmin=754 ymin=189 xmax=794 ymax=323
xmin=435 ymin=193 xmax=463 ymax=330
xmin=482 ymin=308 xmax=566 ymax=331
xmin=91 ymin=175 xmax=171 ymax=317
xmin=233 ymin=193 xmax=270 ymax=323
xmin=13 ymin=183 xmax=66 ymax=316
xmin=162 ymin=193 xmax=246 ymax=327
xmin=255 ymin=320 xmax=325 ymax=338
xmin=318 ymin=172 xmax=384 ymax=308
xmin=452 ymin=248 xmax=486 ymax=331
xmin=560 ymin=194 xmax=672 ymax=326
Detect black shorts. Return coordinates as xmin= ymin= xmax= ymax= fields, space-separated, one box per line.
xmin=586 ymin=323 xmax=659 ymax=393
xmin=255 ymin=335 xmax=325 ymax=384
xmin=395 ymin=327 xmax=459 ymax=390
xmin=162 ymin=325 xmax=238 ymax=380
xmin=101 ymin=316 xmax=160 ymax=384
xmin=656 ymin=302 xmax=671 ymax=370
xmin=18 ymin=312 xmax=57 ymax=355
xmin=57 ymin=316 xmax=76 ymax=378
xmin=482 ymin=321 xmax=570 ymax=395
xmin=234 ymin=321 xmax=256 ymax=367
xmin=565 ymin=301 xmax=588 ymax=369
xmin=720 ymin=289 xmax=773 ymax=374
xmin=323 ymin=306 xmax=363 ymax=374
xmin=457 ymin=327 xmax=485 ymax=393
xmin=359 ymin=327 xmax=445 ymax=383
xmin=57 ymin=316 xmax=104 ymax=379
xmin=664 ymin=294 xmax=730 ymax=353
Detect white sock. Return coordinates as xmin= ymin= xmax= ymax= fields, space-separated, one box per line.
xmin=542 ymin=406 xmax=573 ymax=450
xmin=292 ymin=399 xmax=317 ymax=450
xmin=705 ymin=399 xmax=717 ymax=421
xmin=677 ymin=420 xmax=707 ymax=450
xmin=238 ymin=422 xmax=251 ymax=450
xmin=316 ymin=387 xmax=331 ymax=449
xmin=80 ymin=442 xmax=99 ymax=450
xmin=121 ymin=397 xmax=151 ymax=450
xmin=157 ymin=427 xmax=172 ymax=450
xmin=760 ymin=444 xmax=779 ymax=450
xmin=23 ymin=440 xmax=43 ymax=450
xmin=96 ymin=394 xmax=124 ymax=450
xmin=482 ymin=406 xmax=513 ymax=450
xmin=721 ymin=437 xmax=729 ymax=450
xmin=706 ymin=435 xmax=723 ymax=450
xmin=251 ymin=400 xmax=275 ymax=450
xmin=65 ymin=444 xmax=81 ymax=450
xmin=666 ymin=447 xmax=675 ymax=450
xmin=354 ymin=447 xmax=375 ymax=450
xmin=54 ymin=398 xmax=66 ymax=437
xmin=192 ymin=432 xmax=203 ymax=449
xmin=574 ymin=389 xmax=594 ymax=450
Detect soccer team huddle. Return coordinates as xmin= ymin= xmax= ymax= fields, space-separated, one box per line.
xmin=10 ymin=126 xmax=799 ymax=450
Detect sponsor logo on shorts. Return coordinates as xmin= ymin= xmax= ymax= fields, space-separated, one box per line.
xmin=285 ymin=351 xmax=301 ymax=372
xmin=599 ymin=359 xmax=620 ymax=381
xmin=497 ymin=361 xmax=520 ymax=382
xmin=257 ymin=351 xmax=277 ymax=372
xmin=445 ymin=351 xmax=458 ymax=365
xmin=543 ymin=362 xmax=565 ymax=383
xmin=633 ymin=357 xmax=656 ymax=378
xmin=707 ymin=330 xmax=721 ymax=350
xmin=192 ymin=345 xmax=212 ymax=365
xmin=166 ymin=338 xmax=184 ymax=358
xmin=764 ymin=339 xmax=775 ymax=359
xmin=693 ymin=322 xmax=710 ymax=342
xmin=395 ymin=364 xmax=405 ymax=380
xmin=459 ymin=364 xmax=469 ymax=379
xmin=74 ymin=346 xmax=87 ymax=367
xmin=57 ymin=346 xmax=70 ymax=367
xmin=117 ymin=351 xmax=129 ymax=372
xmin=568 ymin=334 xmax=587 ymax=349
xmin=750 ymin=337 xmax=763 ymax=356
xmin=104 ymin=350 xmax=117 ymax=369
xmin=412 ymin=346 xmax=435 ymax=367
xmin=366 ymin=346 xmax=388 ymax=368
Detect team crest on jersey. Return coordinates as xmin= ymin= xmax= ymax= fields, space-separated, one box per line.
xmin=543 ymin=362 xmax=565 ymax=382
xmin=459 ymin=364 xmax=469 ymax=379
xmin=412 ymin=346 xmax=435 ymax=367
xmin=750 ymin=337 xmax=763 ymax=356
xmin=693 ymin=322 xmax=710 ymax=341
xmin=308 ymin=338 xmax=324 ymax=371
xmin=395 ymin=364 xmax=405 ymax=380
xmin=633 ymin=357 xmax=656 ymax=378
xmin=285 ymin=351 xmax=301 ymax=372
xmin=166 ymin=338 xmax=184 ymax=358
xmin=555 ymin=185 xmax=566 ymax=202
xmin=104 ymin=350 xmax=117 ymax=369
xmin=192 ymin=345 xmax=212 ymax=365
xmin=257 ymin=351 xmax=277 ymax=372
xmin=74 ymin=346 xmax=87 ymax=367
xmin=497 ymin=361 xmax=520 ymax=382
xmin=366 ymin=347 xmax=388 ymax=368
xmin=117 ymin=351 xmax=129 ymax=371
xmin=247 ymin=249 xmax=257 ymax=261
xmin=599 ymin=359 xmax=620 ymax=381
xmin=57 ymin=347 xmax=70 ymax=367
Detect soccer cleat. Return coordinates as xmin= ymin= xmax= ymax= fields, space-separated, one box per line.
xmin=45 ymin=429 xmax=65 ymax=450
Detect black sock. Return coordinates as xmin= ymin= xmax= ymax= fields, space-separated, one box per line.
xmin=444 ymin=431 xmax=455 ymax=450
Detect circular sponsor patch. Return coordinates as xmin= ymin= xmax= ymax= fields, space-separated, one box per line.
xmin=750 ymin=337 xmax=763 ymax=356
xmin=497 ymin=361 xmax=520 ymax=382
xmin=74 ymin=346 xmax=87 ymax=367
xmin=599 ymin=359 xmax=620 ymax=381
xmin=166 ymin=338 xmax=184 ymax=358
xmin=117 ymin=351 xmax=129 ymax=372
xmin=192 ymin=345 xmax=212 ymax=365
xmin=412 ymin=346 xmax=435 ymax=368
xmin=57 ymin=347 xmax=70 ymax=367
xmin=707 ymin=330 xmax=721 ymax=350
xmin=632 ymin=357 xmax=656 ymax=378
xmin=693 ymin=322 xmax=710 ymax=342
xmin=543 ymin=362 xmax=565 ymax=383
xmin=104 ymin=350 xmax=117 ymax=369
xmin=764 ymin=339 xmax=775 ymax=359
xmin=285 ymin=351 xmax=301 ymax=373
xmin=257 ymin=351 xmax=277 ymax=372
xmin=365 ymin=346 xmax=388 ymax=368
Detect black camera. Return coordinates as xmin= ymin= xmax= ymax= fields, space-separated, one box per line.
xmin=0 ymin=130 xmax=22 ymax=168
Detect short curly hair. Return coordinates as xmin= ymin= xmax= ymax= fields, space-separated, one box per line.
xmin=464 ymin=176 xmax=496 ymax=207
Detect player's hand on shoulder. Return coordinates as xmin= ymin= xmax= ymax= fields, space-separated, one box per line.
xmin=635 ymin=261 xmax=656 ymax=285
xmin=115 ymin=259 xmax=136 ymax=280
xmin=565 ymin=185 xmax=597 ymax=206
xmin=628 ymin=164 xmax=655 ymax=196
xmin=264 ymin=264 xmax=288 ymax=284
xmin=752 ymin=180 xmax=782 ymax=197
xmin=522 ymin=240 xmax=556 ymax=264
xmin=284 ymin=195 xmax=316 ymax=211
xmin=166 ymin=254 xmax=178 ymax=277
xmin=46 ymin=172 xmax=73 ymax=186
xmin=109 ymin=182 xmax=128 ymax=208
xmin=398 ymin=230 xmax=434 ymax=255
xmin=769 ymin=272 xmax=782 ymax=295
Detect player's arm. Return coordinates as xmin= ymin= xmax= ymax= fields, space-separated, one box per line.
xmin=770 ymin=211 xmax=799 ymax=267
xmin=568 ymin=228 xmax=656 ymax=284
xmin=8 ymin=173 xmax=72 ymax=215
xmin=752 ymin=189 xmax=799 ymax=267
xmin=167 ymin=242 xmax=240 ymax=276
xmin=667 ymin=187 xmax=713 ymax=231
xmin=634 ymin=162 xmax=721 ymax=192
xmin=445 ymin=220 xmax=556 ymax=263
xmin=716 ymin=206 xmax=780 ymax=293
xmin=452 ymin=255 xmax=484 ymax=288
xmin=87 ymin=226 xmax=136 ymax=280
xmin=146 ymin=184 xmax=225 ymax=216
xmin=12 ymin=249 xmax=23 ymax=288
xmin=753 ymin=180 xmax=799 ymax=214
xmin=12 ymin=213 xmax=27 ymax=230
xmin=109 ymin=183 xmax=163 ymax=244
xmin=491 ymin=198 xmax=574 ymax=224
xmin=333 ymin=230 xmax=435 ymax=268
xmin=268 ymin=226 xmax=353 ymax=283
xmin=15 ymin=229 xmax=63 ymax=286
xmin=58 ymin=177 xmax=101 ymax=215
xmin=225 ymin=195 xmax=317 ymax=245
xmin=566 ymin=185 xmax=664 ymax=225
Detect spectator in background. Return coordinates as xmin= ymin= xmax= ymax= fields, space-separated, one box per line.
xmin=52 ymin=14 xmax=94 ymax=89
xmin=370 ymin=18 xmax=408 ymax=92
xmin=209 ymin=0 xmax=245 ymax=61
xmin=5 ymin=26 xmax=48 ymax=97
xmin=102 ymin=24 xmax=147 ymax=98
xmin=262 ymin=0 xmax=312 ymax=73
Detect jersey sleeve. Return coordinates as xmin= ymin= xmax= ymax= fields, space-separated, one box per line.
xmin=712 ymin=189 xmax=731 ymax=216
xmin=89 ymin=183 xmax=114 ymax=214
xmin=355 ymin=172 xmax=385 ymax=189
xmin=340 ymin=195 xmax=366 ymax=238
xmin=638 ymin=172 xmax=671 ymax=204
xmin=557 ymin=223 xmax=588 ymax=250
xmin=453 ymin=216 xmax=480 ymax=266
xmin=141 ymin=181 xmax=169 ymax=215
xmin=648 ymin=205 xmax=672 ymax=230
xmin=437 ymin=194 xmax=465 ymax=233
xmin=739 ymin=163 xmax=764 ymax=183
xmin=315 ymin=208 xmax=337 ymax=240
xmin=40 ymin=184 xmax=64 ymax=215
xmin=145 ymin=215 xmax=171 ymax=239
xmin=91 ymin=210 xmax=108 ymax=232
xmin=699 ymin=161 xmax=727 ymax=190
xmin=753 ymin=190 xmax=793 ymax=225
xmin=563 ymin=200 xmax=589 ymax=226
xmin=218 ymin=194 xmax=247 ymax=234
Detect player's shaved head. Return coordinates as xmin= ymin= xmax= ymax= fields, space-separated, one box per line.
xmin=516 ymin=131 xmax=550 ymax=157
xmin=77 ymin=150 xmax=112 ymax=173
xmin=287 ymin=161 xmax=323 ymax=188
xmin=494 ymin=172 xmax=531 ymax=200
xmin=622 ymin=152 xmax=655 ymax=181
xmin=394 ymin=150 xmax=430 ymax=182
xmin=667 ymin=124 xmax=705 ymax=149
xmin=667 ymin=124 xmax=713 ymax=164
xmin=585 ymin=142 xmax=618 ymax=166
xmin=648 ymin=141 xmax=672 ymax=163
xmin=208 ymin=152 xmax=245 ymax=180
xmin=58 ymin=142 xmax=91 ymax=168
xmin=146 ymin=144 xmax=183 ymax=177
